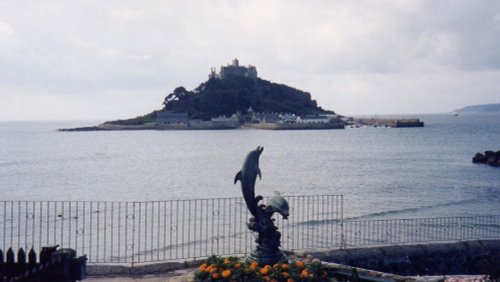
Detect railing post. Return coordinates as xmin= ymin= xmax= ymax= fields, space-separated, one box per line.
xmin=340 ymin=195 xmax=346 ymax=249
xmin=131 ymin=202 xmax=136 ymax=270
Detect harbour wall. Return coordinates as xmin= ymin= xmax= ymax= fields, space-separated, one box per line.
xmin=299 ymin=239 xmax=500 ymax=277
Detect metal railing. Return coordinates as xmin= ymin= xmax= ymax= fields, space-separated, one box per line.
xmin=2 ymin=196 xmax=500 ymax=265
xmin=0 ymin=195 xmax=343 ymax=264
xmin=343 ymin=215 xmax=500 ymax=247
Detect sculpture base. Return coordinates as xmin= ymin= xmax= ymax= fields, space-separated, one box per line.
xmin=247 ymin=249 xmax=288 ymax=265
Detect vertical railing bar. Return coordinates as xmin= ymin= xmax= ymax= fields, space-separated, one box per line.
xmin=155 ymin=202 xmax=159 ymax=261
xmin=170 ymin=201 xmax=173 ymax=260
xmin=175 ymin=200 xmax=179 ymax=259
xmin=144 ymin=202 xmax=148 ymax=263
xmin=31 ymin=201 xmax=35 ymax=250
xmin=111 ymin=202 xmax=115 ymax=262
xmin=304 ymin=195 xmax=308 ymax=248
xmin=335 ymin=196 xmax=338 ymax=246
xmin=124 ymin=203 xmax=128 ymax=263
xmin=9 ymin=201 xmax=13 ymax=248
xmin=233 ymin=198 xmax=236 ymax=254
xmin=52 ymin=201 xmax=56 ymax=245
xmin=61 ymin=201 xmax=65 ymax=248
xmin=24 ymin=201 xmax=28 ymax=250
xmin=139 ymin=202 xmax=143 ymax=263
xmin=320 ymin=195 xmax=324 ymax=247
xmin=132 ymin=202 xmax=136 ymax=267
xmin=82 ymin=202 xmax=86 ymax=262
xmin=69 ymin=202 xmax=72 ymax=248
xmin=299 ymin=196 xmax=302 ymax=249
xmin=156 ymin=201 xmax=160 ymax=261
xmin=150 ymin=202 xmax=155 ymax=261
xmin=96 ymin=202 xmax=100 ymax=262
xmin=182 ymin=200 xmax=185 ymax=259
xmin=150 ymin=202 xmax=154 ymax=262
xmin=193 ymin=200 xmax=197 ymax=258
xmin=223 ymin=198 xmax=226 ymax=255
xmin=188 ymin=200 xmax=191 ymax=259
xmin=310 ymin=195 xmax=313 ymax=248
xmin=217 ymin=199 xmax=220 ymax=255
xmin=104 ymin=202 xmax=107 ymax=263
xmin=75 ymin=202 xmax=79 ymax=259
xmin=242 ymin=199 xmax=246 ymax=254
xmin=200 ymin=200 xmax=204 ymax=257
xmin=320 ymin=195 xmax=324 ymax=248
xmin=2 ymin=202 xmax=5 ymax=251
xmin=206 ymin=199 xmax=210 ymax=256
xmin=163 ymin=201 xmax=166 ymax=261
xmin=211 ymin=199 xmax=215 ymax=255
xmin=38 ymin=202 xmax=43 ymax=248
xmin=89 ymin=202 xmax=93 ymax=263
xmin=226 ymin=198 xmax=229 ymax=254
xmin=17 ymin=202 xmax=20 ymax=249
xmin=317 ymin=195 xmax=320 ymax=247
xmin=333 ymin=195 xmax=337 ymax=247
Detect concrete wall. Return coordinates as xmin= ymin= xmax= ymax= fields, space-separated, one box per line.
xmin=300 ymin=240 xmax=500 ymax=277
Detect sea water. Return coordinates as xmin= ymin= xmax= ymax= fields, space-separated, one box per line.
xmin=1 ymin=114 xmax=499 ymax=220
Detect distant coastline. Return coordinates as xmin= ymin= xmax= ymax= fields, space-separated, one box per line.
xmin=453 ymin=103 xmax=500 ymax=114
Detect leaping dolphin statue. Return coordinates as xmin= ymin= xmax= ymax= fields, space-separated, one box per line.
xmin=234 ymin=146 xmax=264 ymax=217
xmin=264 ymin=191 xmax=289 ymax=219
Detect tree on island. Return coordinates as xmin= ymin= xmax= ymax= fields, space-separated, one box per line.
xmin=161 ymin=76 xmax=332 ymax=120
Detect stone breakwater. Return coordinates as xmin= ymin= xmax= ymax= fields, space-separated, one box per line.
xmin=354 ymin=118 xmax=424 ymax=128
xmin=473 ymin=150 xmax=500 ymax=167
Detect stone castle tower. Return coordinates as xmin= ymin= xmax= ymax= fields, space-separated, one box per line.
xmin=209 ymin=59 xmax=257 ymax=80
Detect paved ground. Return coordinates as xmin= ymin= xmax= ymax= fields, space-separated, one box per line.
xmin=86 ymin=268 xmax=196 ymax=282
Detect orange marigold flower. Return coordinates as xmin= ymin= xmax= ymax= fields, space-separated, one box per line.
xmin=212 ymin=272 xmax=219 ymax=279
xmin=273 ymin=263 xmax=279 ymax=269
xmin=224 ymin=258 xmax=231 ymax=265
xmin=300 ymin=269 xmax=309 ymax=279
xmin=234 ymin=263 xmax=241 ymax=269
xmin=250 ymin=261 xmax=259 ymax=270
xmin=222 ymin=269 xmax=232 ymax=278
xmin=208 ymin=265 xmax=218 ymax=273
xmin=260 ymin=267 xmax=270 ymax=276
xmin=281 ymin=272 xmax=289 ymax=279
xmin=295 ymin=260 xmax=305 ymax=268
xmin=281 ymin=263 xmax=289 ymax=270
xmin=287 ymin=278 xmax=295 ymax=282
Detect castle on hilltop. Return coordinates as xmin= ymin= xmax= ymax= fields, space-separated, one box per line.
xmin=209 ymin=59 xmax=257 ymax=80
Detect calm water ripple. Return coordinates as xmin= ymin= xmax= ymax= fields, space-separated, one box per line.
xmin=1 ymin=114 xmax=499 ymax=220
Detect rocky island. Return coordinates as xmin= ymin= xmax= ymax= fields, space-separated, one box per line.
xmin=60 ymin=59 xmax=346 ymax=131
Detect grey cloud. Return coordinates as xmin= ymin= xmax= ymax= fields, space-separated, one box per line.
xmin=0 ymin=0 xmax=500 ymax=120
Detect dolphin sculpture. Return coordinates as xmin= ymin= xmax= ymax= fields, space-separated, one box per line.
xmin=264 ymin=191 xmax=289 ymax=219
xmin=234 ymin=146 xmax=264 ymax=217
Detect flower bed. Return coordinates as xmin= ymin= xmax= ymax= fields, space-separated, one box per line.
xmin=194 ymin=255 xmax=336 ymax=282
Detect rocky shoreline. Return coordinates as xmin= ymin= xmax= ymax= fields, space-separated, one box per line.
xmin=473 ymin=150 xmax=500 ymax=167
xmin=59 ymin=122 xmax=346 ymax=132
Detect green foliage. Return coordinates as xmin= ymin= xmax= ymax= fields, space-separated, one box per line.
xmin=105 ymin=111 xmax=158 ymax=125
xmin=163 ymin=76 xmax=333 ymax=119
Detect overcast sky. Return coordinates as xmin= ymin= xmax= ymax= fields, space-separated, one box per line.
xmin=1 ymin=1 xmax=500 ymax=121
